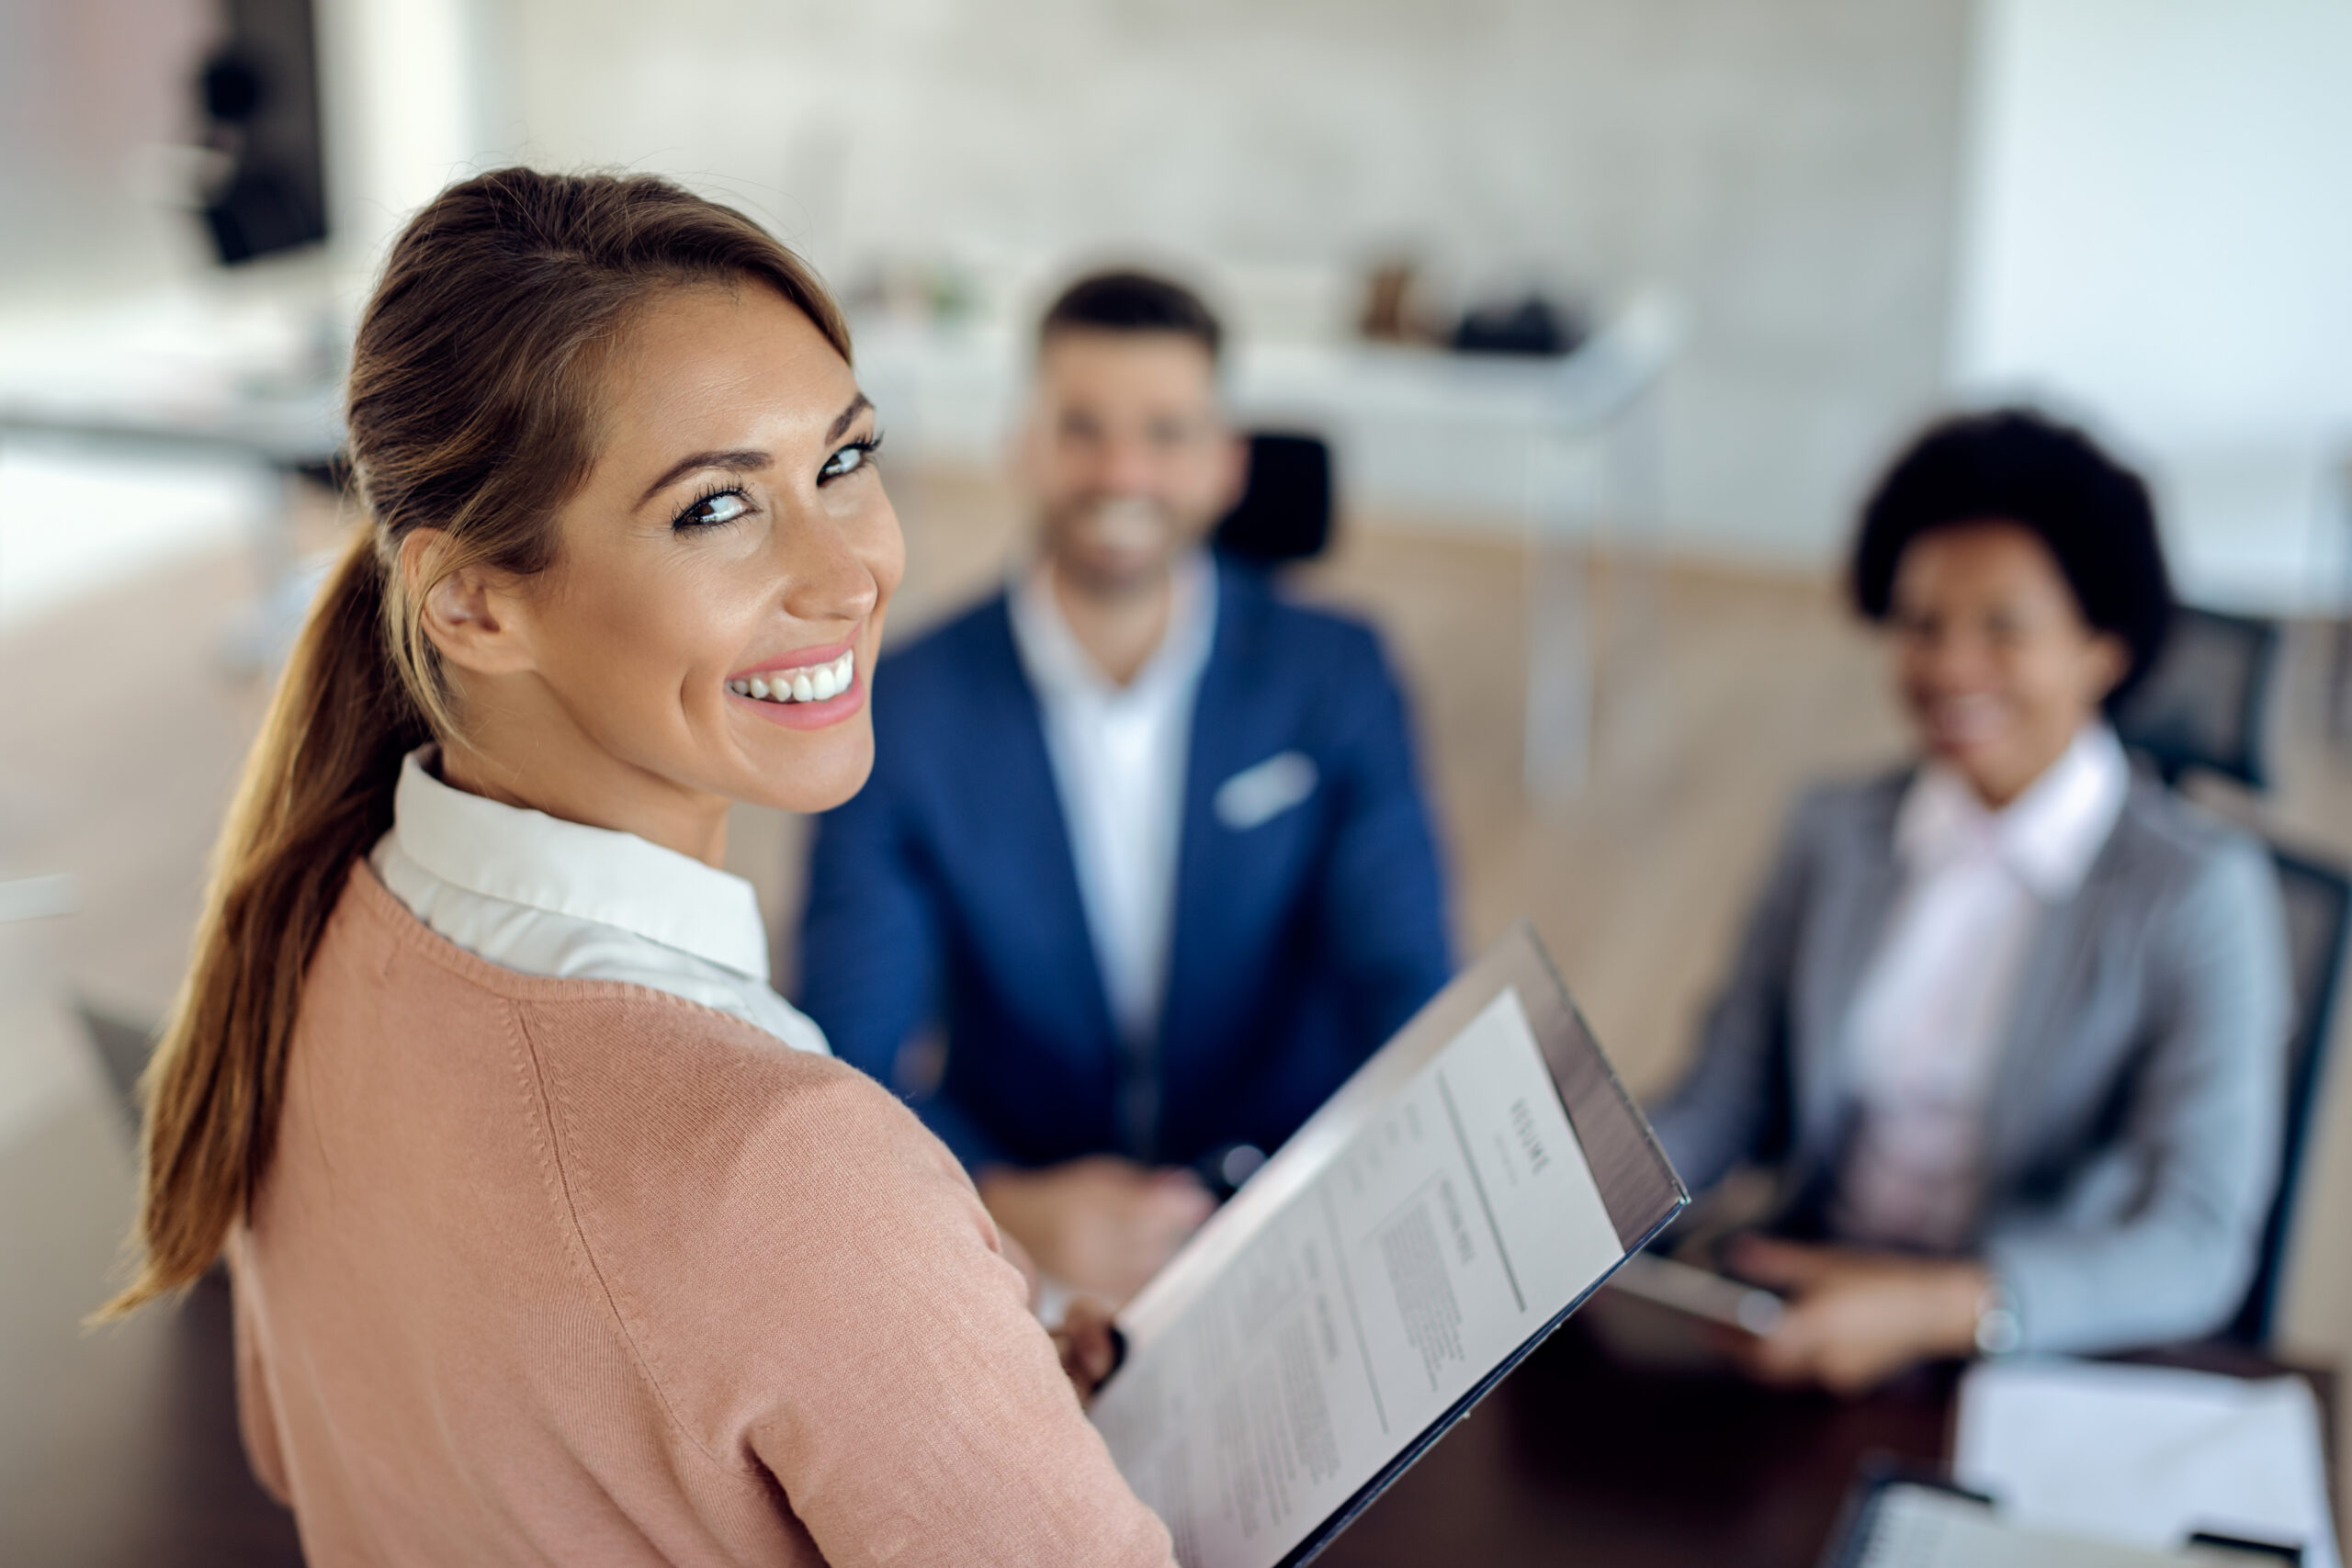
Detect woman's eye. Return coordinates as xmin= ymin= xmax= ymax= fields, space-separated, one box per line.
xmin=820 ymin=437 xmax=880 ymax=482
xmin=676 ymin=489 xmax=752 ymax=530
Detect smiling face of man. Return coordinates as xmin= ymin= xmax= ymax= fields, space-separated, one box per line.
xmin=1020 ymin=326 xmax=1246 ymax=598
xmin=418 ymin=280 xmax=904 ymax=859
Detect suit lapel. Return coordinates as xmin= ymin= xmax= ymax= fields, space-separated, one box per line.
xmin=1981 ymin=829 xmax=2122 ymax=1190
xmin=972 ymin=598 xmax=1125 ymax=1072
xmin=1792 ymin=781 xmax=1906 ymax=1175
xmin=1159 ymin=567 xmax=1272 ymax=1077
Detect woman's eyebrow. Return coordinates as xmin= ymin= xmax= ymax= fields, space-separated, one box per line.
xmin=636 ymin=448 xmax=767 ymax=509
xmin=827 ymin=391 xmax=874 ymax=444
xmin=631 ymin=397 xmax=873 ymax=510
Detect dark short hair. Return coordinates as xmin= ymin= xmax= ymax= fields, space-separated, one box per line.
xmin=1038 ymin=268 xmax=1222 ymax=363
xmin=1850 ymin=408 xmax=2174 ymax=704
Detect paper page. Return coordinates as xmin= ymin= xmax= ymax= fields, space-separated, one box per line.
xmin=1091 ymin=987 xmax=1625 ymax=1568
xmin=1953 ymin=1359 xmax=2340 ymax=1568
xmin=1853 ymin=1484 xmax=2286 ymax=1568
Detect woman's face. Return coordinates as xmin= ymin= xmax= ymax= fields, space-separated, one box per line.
xmin=1887 ymin=520 xmax=2125 ymax=807
xmin=434 ymin=282 xmax=902 ymax=851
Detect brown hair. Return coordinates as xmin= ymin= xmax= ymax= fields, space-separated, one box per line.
xmin=102 ymin=169 xmax=849 ymax=1317
xmin=1038 ymin=267 xmax=1223 ymax=364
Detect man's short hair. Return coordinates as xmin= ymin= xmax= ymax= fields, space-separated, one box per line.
xmin=1038 ymin=269 xmax=1222 ymax=364
xmin=1850 ymin=407 xmax=2174 ymax=705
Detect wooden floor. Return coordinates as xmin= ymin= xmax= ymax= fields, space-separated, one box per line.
xmin=4 ymin=462 xmax=2349 ymax=1527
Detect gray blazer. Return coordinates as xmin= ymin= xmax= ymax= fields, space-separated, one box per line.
xmin=1648 ymin=766 xmax=2291 ymax=1354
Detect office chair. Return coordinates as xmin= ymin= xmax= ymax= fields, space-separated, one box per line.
xmin=75 ymin=1001 xmax=155 ymax=1129
xmin=2112 ymin=605 xmax=2282 ymax=791
xmin=2226 ymin=841 xmax=2351 ymax=1346
xmin=1212 ymin=431 xmax=1333 ymax=567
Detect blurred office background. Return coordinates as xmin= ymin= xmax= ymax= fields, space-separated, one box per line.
xmin=5 ymin=0 xmax=2350 ymax=1560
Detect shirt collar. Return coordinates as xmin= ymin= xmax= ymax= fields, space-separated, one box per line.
xmin=1008 ymin=547 xmax=1219 ymax=705
xmin=1894 ymin=723 xmax=2131 ymax=899
xmin=388 ymin=748 xmax=773 ymax=980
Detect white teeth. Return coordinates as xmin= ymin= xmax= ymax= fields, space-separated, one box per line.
xmin=732 ymin=649 xmax=856 ymax=705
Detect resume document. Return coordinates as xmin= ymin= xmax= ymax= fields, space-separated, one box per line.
xmin=1092 ymin=927 xmax=1683 ymax=1568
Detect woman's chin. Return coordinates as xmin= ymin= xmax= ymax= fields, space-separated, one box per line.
xmin=1921 ymin=724 xmax=2013 ymax=775
xmin=1922 ymin=729 xmax=2049 ymax=806
xmin=736 ymin=728 xmax=875 ymax=815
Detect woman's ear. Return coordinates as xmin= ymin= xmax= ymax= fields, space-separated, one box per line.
xmin=2086 ymin=631 xmax=2132 ymax=707
xmin=402 ymin=529 xmax=538 ymax=677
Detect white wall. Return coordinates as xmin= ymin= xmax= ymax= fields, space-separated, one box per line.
xmin=493 ymin=0 xmax=1974 ymax=563
xmin=0 ymin=0 xmax=217 ymax=299
xmin=314 ymin=0 xmax=508 ymax=274
xmin=1952 ymin=0 xmax=2352 ymax=611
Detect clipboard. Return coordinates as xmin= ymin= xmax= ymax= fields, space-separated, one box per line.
xmin=1092 ymin=923 xmax=1689 ymax=1568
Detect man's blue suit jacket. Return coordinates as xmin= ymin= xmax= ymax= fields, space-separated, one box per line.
xmin=797 ymin=556 xmax=1453 ymax=1172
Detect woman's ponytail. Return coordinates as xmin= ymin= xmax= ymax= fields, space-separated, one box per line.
xmin=102 ymin=531 xmax=425 ymax=1315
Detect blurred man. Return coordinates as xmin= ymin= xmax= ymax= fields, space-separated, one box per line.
xmin=798 ymin=270 xmax=1452 ymax=1303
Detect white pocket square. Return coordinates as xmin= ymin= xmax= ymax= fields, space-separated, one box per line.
xmin=1215 ymin=750 xmax=1318 ymax=831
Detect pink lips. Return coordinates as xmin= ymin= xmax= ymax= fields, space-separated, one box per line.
xmin=729 ymin=638 xmax=865 ymax=731
xmin=734 ymin=674 xmax=864 ymax=730
xmin=729 ymin=639 xmax=854 ymax=682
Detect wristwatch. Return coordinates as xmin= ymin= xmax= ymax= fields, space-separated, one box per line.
xmin=1973 ymin=1276 xmax=2022 ymax=1357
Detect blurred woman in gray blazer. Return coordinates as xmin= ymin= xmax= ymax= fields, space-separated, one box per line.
xmin=1650 ymin=409 xmax=2290 ymax=1393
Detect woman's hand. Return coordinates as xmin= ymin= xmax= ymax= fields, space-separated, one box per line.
xmin=1050 ymin=1297 xmax=1127 ymax=1406
xmin=979 ymin=1157 xmax=1214 ymax=1305
xmin=1721 ymin=1235 xmax=1987 ymax=1396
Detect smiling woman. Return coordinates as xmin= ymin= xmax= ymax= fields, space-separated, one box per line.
xmin=1647 ymin=409 xmax=2291 ymax=1394
xmin=101 ymin=169 xmax=1173 ymax=1568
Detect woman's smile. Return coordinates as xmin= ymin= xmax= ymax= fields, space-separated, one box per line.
xmin=729 ymin=639 xmax=865 ymax=728
xmin=1915 ymin=688 xmax=2014 ymax=753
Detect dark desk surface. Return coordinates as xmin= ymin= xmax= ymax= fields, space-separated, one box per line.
xmin=1317 ymin=1321 xmax=2339 ymax=1568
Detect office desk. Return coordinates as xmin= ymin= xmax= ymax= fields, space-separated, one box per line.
xmin=1317 ymin=1320 xmax=2340 ymax=1568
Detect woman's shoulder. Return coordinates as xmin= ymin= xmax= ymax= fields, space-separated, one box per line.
xmin=2104 ymin=772 xmax=2278 ymax=906
xmin=1777 ymin=765 xmax=1915 ymax=860
xmin=514 ymin=981 xmax=962 ymax=1218
xmin=510 ymin=984 xmax=1007 ymax=1428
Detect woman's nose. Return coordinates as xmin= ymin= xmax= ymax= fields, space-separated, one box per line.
xmin=777 ymin=514 xmax=883 ymax=626
xmin=1917 ymin=631 xmax=1996 ymax=689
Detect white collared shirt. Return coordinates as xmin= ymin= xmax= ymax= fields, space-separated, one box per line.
xmin=368 ymin=749 xmax=828 ymax=1055
xmin=1832 ymin=724 xmax=2131 ymax=1250
xmin=1008 ymin=551 xmax=1218 ymax=1051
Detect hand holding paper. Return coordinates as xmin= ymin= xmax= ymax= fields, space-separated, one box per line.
xmin=1091 ymin=926 xmax=1685 ymax=1568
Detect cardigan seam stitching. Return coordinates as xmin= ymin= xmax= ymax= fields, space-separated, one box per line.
xmin=503 ymin=998 xmax=758 ymax=1481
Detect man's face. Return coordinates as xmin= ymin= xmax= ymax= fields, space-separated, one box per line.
xmin=1019 ymin=328 xmax=1247 ymax=593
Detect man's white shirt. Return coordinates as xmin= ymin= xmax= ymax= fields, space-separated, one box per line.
xmin=1008 ymin=551 xmax=1219 ymax=1053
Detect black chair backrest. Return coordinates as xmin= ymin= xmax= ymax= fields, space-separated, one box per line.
xmin=2113 ymin=605 xmax=2282 ymax=791
xmin=1212 ymin=431 xmax=1333 ymax=567
xmin=2228 ymin=841 xmax=2352 ymax=1345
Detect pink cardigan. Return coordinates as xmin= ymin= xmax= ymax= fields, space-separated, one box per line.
xmin=231 ymin=865 xmax=1175 ymax=1567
